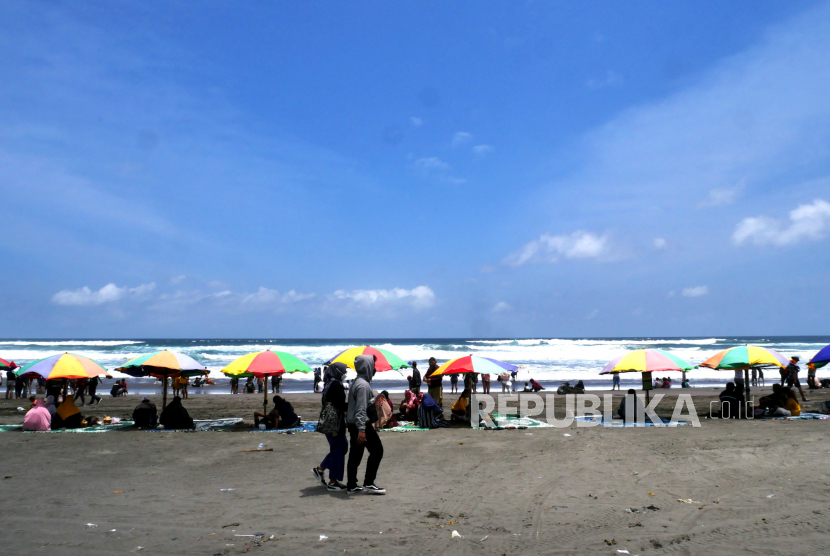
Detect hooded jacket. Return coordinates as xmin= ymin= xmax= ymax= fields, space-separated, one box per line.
xmin=346 ymin=355 xmax=375 ymax=432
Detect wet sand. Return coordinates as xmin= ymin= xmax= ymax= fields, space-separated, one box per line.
xmin=2 ymin=387 xmax=830 ymax=555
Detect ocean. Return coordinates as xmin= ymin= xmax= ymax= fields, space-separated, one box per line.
xmin=2 ymin=337 xmax=828 ymax=395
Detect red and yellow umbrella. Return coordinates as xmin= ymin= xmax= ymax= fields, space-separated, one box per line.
xmin=325 ymin=346 xmax=409 ymax=372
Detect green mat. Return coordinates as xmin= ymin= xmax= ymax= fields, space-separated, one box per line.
xmin=381 ymin=422 xmax=430 ymax=432
xmin=23 ymin=421 xmax=135 ymax=433
xmin=475 ymin=414 xmax=554 ymax=430
xmin=0 ymin=424 xmax=22 ymax=432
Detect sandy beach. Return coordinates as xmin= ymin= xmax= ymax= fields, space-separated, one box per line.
xmin=3 ymin=387 xmax=830 ymax=555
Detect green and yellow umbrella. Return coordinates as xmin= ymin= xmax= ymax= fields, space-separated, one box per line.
xmin=116 ymin=350 xmax=208 ymax=408
xmin=699 ymin=345 xmax=788 ymax=370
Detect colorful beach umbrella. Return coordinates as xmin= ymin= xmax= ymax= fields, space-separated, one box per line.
xmin=600 ymin=349 xmax=694 ymax=374
xmin=325 ymin=346 xmax=409 ymax=372
xmin=698 ymin=345 xmax=788 ymax=371
xmin=222 ymin=350 xmax=313 ymax=411
xmin=808 ymin=344 xmax=830 ymax=369
xmin=15 ymin=352 xmax=108 ymax=381
xmin=116 ymin=350 xmax=207 ymax=378
xmin=0 ymin=357 xmax=17 ymax=371
xmin=430 ymin=355 xmax=518 ymax=377
xmin=116 ymin=350 xmax=207 ymax=409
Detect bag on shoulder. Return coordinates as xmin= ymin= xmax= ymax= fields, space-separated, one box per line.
xmin=316 ymin=401 xmax=341 ymax=436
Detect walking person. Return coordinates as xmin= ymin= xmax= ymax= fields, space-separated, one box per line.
xmin=758 ymin=368 xmax=765 ymax=387
xmin=271 ymin=374 xmax=281 ymax=393
xmin=256 ymin=376 xmax=264 ymax=394
xmin=313 ymin=363 xmax=349 ymax=491
xmin=499 ymin=371 xmax=510 ymax=393
xmin=784 ymin=355 xmax=808 ymax=402
xmin=481 ymin=373 xmax=491 ymax=394
xmin=314 ymin=367 xmax=322 ymax=393
xmin=510 ymin=368 xmax=519 ymax=393
xmin=345 ymin=355 xmax=385 ymax=494
xmin=87 ymin=376 xmax=102 ymax=405
xmin=407 ymin=361 xmax=421 ymax=395
xmin=611 ymin=372 xmax=621 ymax=391
xmin=74 ymin=377 xmax=87 ymax=406
xmin=424 ymin=357 xmax=444 ymax=408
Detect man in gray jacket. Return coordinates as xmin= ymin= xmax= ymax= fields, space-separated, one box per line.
xmin=345 ymin=354 xmax=385 ymax=494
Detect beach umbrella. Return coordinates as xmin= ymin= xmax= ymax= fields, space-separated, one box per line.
xmin=808 ymin=344 xmax=830 ymax=369
xmin=699 ymin=345 xmax=788 ymax=402
xmin=116 ymin=350 xmax=207 ymax=409
xmin=0 ymin=357 xmax=17 ymax=371
xmin=600 ymin=349 xmax=694 ymax=403
xmin=325 ymin=346 xmax=409 ymax=372
xmin=15 ymin=353 xmax=109 ymax=399
xmin=222 ymin=350 xmax=313 ymax=412
xmin=15 ymin=352 xmax=108 ymax=381
xmin=430 ymin=355 xmax=518 ymax=377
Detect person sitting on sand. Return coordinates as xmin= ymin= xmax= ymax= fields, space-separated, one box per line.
xmin=783 ymin=388 xmax=801 ymax=417
xmin=244 ymin=377 xmax=255 ymax=394
xmin=758 ymin=383 xmax=786 ymax=415
xmin=159 ymin=396 xmax=195 ymax=430
xmin=55 ymin=395 xmax=83 ymax=429
xmin=719 ymin=382 xmax=745 ymax=419
xmin=662 ymin=377 xmax=671 ymax=389
xmin=254 ymin=395 xmax=300 ymax=430
xmin=451 ymin=388 xmax=472 ymax=422
xmin=132 ymin=396 xmax=158 ymax=428
xmin=43 ymin=395 xmax=57 ymax=417
xmin=373 ymin=391 xmax=397 ymax=429
xmin=417 ymin=392 xmax=447 ymax=429
xmin=399 ymin=390 xmax=420 ymax=421
xmin=23 ymin=399 xmax=51 ymax=431
xmin=530 ymin=378 xmax=545 ymax=392
xmin=617 ymin=389 xmax=647 ymax=424
xmin=523 ymin=382 xmax=532 ymax=392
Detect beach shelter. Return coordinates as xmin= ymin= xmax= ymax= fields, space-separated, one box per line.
xmin=0 ymin=357 xmax=17 ymax=371
xmin=325 ymin=346 xmax=409 ymax=372
xmin=15 ymin=352 xmax=109 ymax=398
xmin=116 ymin=350 xmax=207 ymax=409
xmin=600 ymin=349 xmax=695 ymax=403
xmin=699 ymin=345 xmax=788 ymax=402
xmin=430 ymin=355 xmax=518 ymax=378
xmin=808 ymin=344 xmax=830 ymax=369
xmin=222 ymin=350 xmax=313 ymax=412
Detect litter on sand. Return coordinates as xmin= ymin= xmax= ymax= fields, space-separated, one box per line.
xmin=480 ymin=535 xmax=489 ymax=542
xmin=220 ymin=488 xmax=236 ymax=491
xmin=319 ymin=535 xmax=328 ymax=541
xmin=677 ymin=499 xmax=699 ymax=504
xmin=617 ymin=551 xmax=630 ymax=554
xmin=451 ymin=530 xmax=463 ymax=539
xmin=85 ymin=523 xmax=98 ymax=529
xmin=563 ymin=433 xmax=571 ymax=437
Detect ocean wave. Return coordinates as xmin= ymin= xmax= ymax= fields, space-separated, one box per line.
xmin=1 ymin=340 xmax=145 ymax=347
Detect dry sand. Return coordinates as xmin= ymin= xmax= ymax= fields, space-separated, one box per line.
xmin=2 ymin=387 xmax=830 ymax=555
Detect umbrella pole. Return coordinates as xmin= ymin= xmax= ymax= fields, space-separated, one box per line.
xmin=63 ymin=378 xmax=68 ymax=402
xmin=163 ymin=374 xmax=168 ymax=410
xmin=264 ymin=376 xmax=268 ymax=414
xmin=745 ymin=368 xmax=750 ymax=417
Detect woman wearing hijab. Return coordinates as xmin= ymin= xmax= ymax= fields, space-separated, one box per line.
xmin=159 ymin=396 xmax=195 ymax=430
xmin=399 ymin=390 xmax=420 ymax=421
xmin=313 ymin=362 xmax=348 ymax=491
xmin=55 ymin=395 xmax=83 ymax=429
xmin=23 ymin=399 xmax=51 ymax=431
xmin=373 ymin=391 xmax=397 ymax=429
xmin=417 ymin=392 xmax=447 ymax=429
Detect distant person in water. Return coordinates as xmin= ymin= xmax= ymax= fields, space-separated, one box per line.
xmin=160 ymin=396 xmax=194 ymax=429
xmin=133 ymin=396 xmax=158 ymax=428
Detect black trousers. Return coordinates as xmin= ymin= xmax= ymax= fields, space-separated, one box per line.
xmin=347 ymin=423 xmax=383 ymax=488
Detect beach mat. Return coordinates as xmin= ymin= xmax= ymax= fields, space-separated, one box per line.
xmin=476 ymin=414 xmax=554 ymax=430
xmin=144 ymin=418 xmax=245 ymax=432
xmin=23 ymin=421 xmax=135 ymax=433
xmin=249 ymin=421 xmax=317 ymax=433
xmin=754 ymin=412 xmax=830 ymax=420
xmin=0 ymin=424 xmax=22 ymax=432
xmin=381 ymin=422 xmax=430 ymax=432
xmin=572 ymin=415 xmax=688 ymax=427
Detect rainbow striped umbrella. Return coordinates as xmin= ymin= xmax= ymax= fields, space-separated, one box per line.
xmin=116 ymin=350 xmax=207 ymax=378
xmin=325 ymin=346 xmax=409 ymax=372
xmin=699 ymin=345 xmax=788 ymax=370
xmin=600 ymin=349 xmax=694 ymax=374
xmin=809 ymin=344 xmax=830 ymax=369
xmin=0 ymin=357 xmax=17 ymax=371
xmin=15 ymin=352 xmax=108 ymax=381
xmin=222 ymin=350 xmax=313 ymax=377
xmin=430 ymin=355 xmax=517 ymax=377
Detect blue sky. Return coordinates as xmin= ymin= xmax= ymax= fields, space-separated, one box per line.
xmin=1 ymin=0 xmax=829 ymax=338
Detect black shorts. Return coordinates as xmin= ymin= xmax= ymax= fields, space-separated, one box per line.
xmin=788 ymin=376 xmax=800 ymax=388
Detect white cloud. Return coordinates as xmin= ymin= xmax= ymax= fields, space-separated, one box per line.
xmin=503 ymin=231 xmax=609 ymax=266
xmin=170 ymin=275 xmax=186 ymax=284
xmin=452 ymin=131 xmax=472 ymax=146
xmin=492 ymin=301 xmax=511 ymax=313
xmin=585 ymin=308 xmax=599 ymax=320
xmin=732 ymin=199 xmax=830 ymax=246
xmin=240 ymin=287 xmax=315 ymax=305
xmin=700 ymin=180 xmax=746 ymax=207
xmin=667 ymin=290 xmax=676 ymax=298
xmin=331 ymin=286 xmax=435 ymax=310
xmin=53 ymin=282 xmax=156 ymax=306
xmin=681 ymin=286 xmax=709 ymax=298
xmin=410 ymin=117 xmax=422 ymax=126
xmin=414 ymin=157 xmax=449 ymax=171
xmin=473 ymin=144 xmax=494 ymax=156
xmin=653 ymin=237 xmax=667 ymax=250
